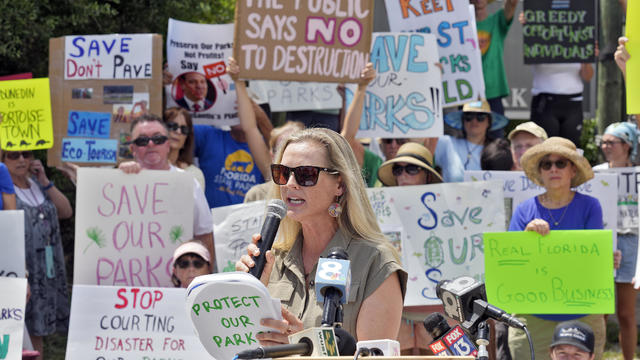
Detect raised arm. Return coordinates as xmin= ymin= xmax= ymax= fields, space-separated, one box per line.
xmin=340 ymin=63 xmax=375 ymax=165
xmin=504 ymin=0 xmax=518 ymax=22
xmin=615 ymin=36 xmax=630 ymax=80
xmin=227 ymin=57 xmax=272 ymax=179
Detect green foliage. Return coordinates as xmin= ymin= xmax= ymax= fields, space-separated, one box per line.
xmin=580 ymin=117 xmax=601 ymax=166
xmin=0 ymin=0 xmax=236 ymax=77
xmin=169 ymin=225 xmax=185 ymax=244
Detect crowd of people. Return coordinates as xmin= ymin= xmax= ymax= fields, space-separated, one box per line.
xmin=0 ymin=2 xmax=637 ymax=359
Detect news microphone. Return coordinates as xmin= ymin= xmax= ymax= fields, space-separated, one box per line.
xmin=315 ymin=248 xmax=351 ymax=326
xmin=249 ymin=199 xmax=287 ymax=279
xmin=356 ymin=339 xmax=400 ymax=356
xmin=334 ymin=327 xmax=357 ymax=356
xmin=423 ymin=313 xmax=478 ymax=357
xmin=436 ymin=276 xmax=526 ymax=335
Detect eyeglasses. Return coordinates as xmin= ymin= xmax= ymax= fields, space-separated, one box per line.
xmin=598 ymin=139 xmax=624 ymax=147
xmin=176 ymin=258 xmax=207 ymax=269
xmin=392 ymin=164 xmax=423 ymax=176
xmin=166 ymin=122 xmax=190 ymax=135
xmin=271 ymin=164 xmax=339 ymax=186
xmin=382 ymin=138 xmax=408 ymax=145
xmin=462 ymin=112 xmax=490 ymax=122
xmin=4 ymin=151 xmax=34 ymax=160
xmin=539 ymin=159 xmax=570 ymax=171
xmin=132 ymin=135 xmax=169 ymax=147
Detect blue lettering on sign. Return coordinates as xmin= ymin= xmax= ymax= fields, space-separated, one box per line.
xmin=370 ymin=34 xmax=429 ymax=74
xmin=67 ymin=111 xmax=111 ymax=138
xmin=68 ymin=36 xmax=133 ymax=58
xmin=361 ymin=91 xmax=435 ymax=133
xmin=418 ymin=192 xmax=438 ymax=230
xmin=61 ymin=138 xmax=117 ymax=163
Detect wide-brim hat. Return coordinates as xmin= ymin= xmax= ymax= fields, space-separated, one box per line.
xmin=377 ymin=142 xmax=443 ymax=186
xmin=508 ymin=121 xmax=548 ymax=140
xmin=172 ymin=241 xmax=211 ymax=266
xmin=444 ymin=99 xmax=508 ymax=131
xmin=520 ymin=137 xmax=593 ymax=188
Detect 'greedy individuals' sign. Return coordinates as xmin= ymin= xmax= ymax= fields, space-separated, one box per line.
xmin=234 ymin=0 xmax=374 ymax=83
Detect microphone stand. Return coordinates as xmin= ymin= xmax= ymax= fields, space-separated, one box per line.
xmin=475 ymin=321 xmax=489 ymax=360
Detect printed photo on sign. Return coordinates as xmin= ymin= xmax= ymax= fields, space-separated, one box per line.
xmin=166 ymin=19 xmax=238 ymax=126
xmin=65 ymin=285 xmax=213 ymax=359
xmin=233 ymin=0 xmax=374 ymax=83
xmin=73 ymin=168 xmax=194 ymax=287
xmin=383 ymin=0 xmax=486 ymax=107
xmin=367 ymin=181 xmax=506 ymax=306
xmin=347 ymin=32 xmax=444 ymax=139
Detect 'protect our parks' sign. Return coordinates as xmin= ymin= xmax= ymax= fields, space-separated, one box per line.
xmin=484 ymin=230 xmax=615 ymax=314
xmin=522 ymin=0 xmax=596 ymax=64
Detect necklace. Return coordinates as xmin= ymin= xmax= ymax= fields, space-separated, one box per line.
xmin=464 ymin=140 xmax=482 ymax=169
xmin=541 ymin=193 xmax=573 ymax=227
xmin=14 ymin=182 xmax=45 ymax=220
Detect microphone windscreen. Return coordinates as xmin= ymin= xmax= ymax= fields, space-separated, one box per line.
xmin=334 ymin=327 xmax=356 ymax=356
xmin=423 ymin=312 xmax=450 ymax=339
xmin=266 ymin=199 xmax=287 ymax=218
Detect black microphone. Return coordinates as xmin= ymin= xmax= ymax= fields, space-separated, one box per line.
xmin=235 ymin=337 xmax=313 ymax=359
xmin=436 ymin=276 xmax=526 ymax=335
xmin=334 ymin=327 xmax=356 ymax=356
xmin=249 ymin=199 xmax=287 ymax=279
xmin=315 ymin=248 xmax=351 ymax=327
xmin=423 ymin=313 xmax=478 ymax=356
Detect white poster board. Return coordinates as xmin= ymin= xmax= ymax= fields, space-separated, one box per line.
xmin=0 ymin=277 xmax=27 ymax=360
xmin=74 ymin=168 xmax=194 ymax=287
xmin=166 ymin=19 xmax=238 ymax=126
xmin=593 ymin=167 xmax=640 ymax=234
xmin=64 ymin=34 xmax=153 ymax=80
xmin=249 ymin=81 xmax=342 ymax=112
xmin=0 ymin=211 xmax=25 ymax=278
xmin=65 ymin=285 xmax=213 ymax=359
xmin=383 ymin=0 xmax=485 ymax=107
xmin=212 ymin=200 xmax=267 ymax=273
xmin=347 ymin=32 xmax=444 ymax=139
xmin=367 ymin=181 xmax=505 ymax=306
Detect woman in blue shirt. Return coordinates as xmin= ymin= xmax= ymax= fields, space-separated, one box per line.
xmin=507 ymin=137 xmax=606 ymax=359
xmin=0 ymin=162 xmax=16 ymax=209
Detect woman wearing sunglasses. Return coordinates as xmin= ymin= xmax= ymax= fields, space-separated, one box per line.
xmin=377 ymin=142 xmax=442 ymax=187
xmin=437 ymin=99 xmax=508 ymax=173
xmin=507 ymin=137 xmax=606 ymax=360
xmin=1 ymin=150 xmax=73 ymax=360
xmin=163 ymin=106 xmax=205 ymax=190
xmin=171 ymin=241 xmax=211 ymax=288
xmin=593 ymin=122 xmax=639 ymax=360
xmin=237 ymin=128 xmax=406 ymax=345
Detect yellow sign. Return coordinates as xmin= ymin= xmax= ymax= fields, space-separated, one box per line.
xmin=626 ymin=0 xmax=640 ymax=113
xmin=0 ymin=78 xmax=54 ymax=150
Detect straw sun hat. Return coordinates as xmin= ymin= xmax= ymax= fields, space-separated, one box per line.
xmin=520 ymin=137 xmax=593 ymax=188
xmin=377 ymin=142 xmax=443 ymax=186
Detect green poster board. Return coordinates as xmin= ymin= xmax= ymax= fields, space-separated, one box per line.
xmin=484 ymin=230 xmax=614 ymax=314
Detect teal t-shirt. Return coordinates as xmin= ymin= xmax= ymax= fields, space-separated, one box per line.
xmin=477 ymin=9 xmax=513 ymax=99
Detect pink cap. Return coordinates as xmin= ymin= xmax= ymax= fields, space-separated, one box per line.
xmin=172 ymin=241 xmax=210 ymax=265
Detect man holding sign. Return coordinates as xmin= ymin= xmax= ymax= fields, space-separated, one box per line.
xmin=118 ymin=114 xmax=214 ymax=268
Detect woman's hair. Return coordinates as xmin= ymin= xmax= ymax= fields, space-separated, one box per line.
xmin=481 ymin=139 xmax=514 ymax=170
xmin=460 ymin=114 xmax=494 ymax=145
xmin=270 ymin=128 xmax=399 ymax=260
xmin=269 ymin=121 xmax=305 ymax=152
xmin=163 ymin=106 xmax=195 ymax=165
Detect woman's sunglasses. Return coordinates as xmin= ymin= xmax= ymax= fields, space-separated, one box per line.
xmin=392 ymin=164 xmax=423 ymax=176
xmin=462 ymin=112 xmax=490 ymax=122
xmin=166 ymin=122 xmax=190 ymax=135
xmin=271 ymin=164 xmax=339 ymax=186
xmin=539 ymin=159 xmax=569 ymax=171
xmin=132 ymin=135 xmax=169 ymax=147
xmin=4 ymin=151 xmax=34 ymax=160
xmin=382 ymin=138 xmax=408 ymax=145
xmin=176 ymin=258 xmax=207 ymax=269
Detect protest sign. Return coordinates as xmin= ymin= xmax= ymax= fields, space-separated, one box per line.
xmin=249 ymin=81 xmax=342 ymax=112
xmin=484 ymin=230 xmax=615 ymax=314
xmin=465 ymin=170 xmax=618 ymax=233
xmin=212 ymin=200 xmax=267 ymax=273
xmin=626 ymin=0 xmax=640 ymax=114
xmin=186 ymin=273 xmax=282 ymax=360
xmin=74 ymin=168 xmax=194 ymax=287
xmin=233 ymin=0 xmax=374 ymax=83
xmin=65 ymin=285 xmax=213 ymax=359
xmin=0 ymin=277 xmax=27 ymax=360
xmin=166 ymin=19 xmax=238 ymax=126
xmin=346 ymin=33 xmax=443 ymax=138
xmin=367 ymin=181 xmax=505 ymax=306
xmin=383 ymin=0 xmax=485 ymax=107
xmin=522 ymin=0 xmax=597 ymax=64
xmin=0 ymin=78 xmax=54 ymax=151
xmin=64 ymin=35 xmax=153 ymax=80
xmin=0 ymin=211 xmax=25 ymax=278
xmin=48 ymin=34 xmax=163 ymax=167
xmin=593 ymin=167 xmax=640 ymax=234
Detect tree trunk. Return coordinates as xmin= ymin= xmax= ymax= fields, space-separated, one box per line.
xmin=597 ymin=0 xmax=625 ymax=133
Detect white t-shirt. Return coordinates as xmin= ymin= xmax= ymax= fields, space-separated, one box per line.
xmin=170 ymin=165 xmax=213 ymax=236
xmin=531 ymin=63 xmax=584 ymax=98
